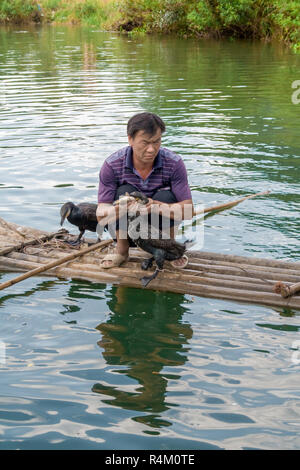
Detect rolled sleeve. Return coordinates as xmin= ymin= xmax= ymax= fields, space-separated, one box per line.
xmin=170 ymin=159 xmax=192 ymax=202
xmin=98 ymin=161 xmax=118 ymax=203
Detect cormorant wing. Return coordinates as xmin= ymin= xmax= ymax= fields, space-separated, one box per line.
xmin=145 ymin=237 xmax=186 ymax=256
xmin=77 ymin=203 xmax=98 ymax=230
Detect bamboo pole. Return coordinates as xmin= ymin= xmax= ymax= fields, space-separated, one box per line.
xmin=0 ymin=249 xmax=274 ymax=290
xmin=274 ymin=281 xmax=300 ymax=298
xmin=0 ymin=258 xmax=119 ymax=283
xmin=182 ymin=261 xmax=300 ymax=283
xmin=96 ymin=265 xmax=275 ymax=293
xmin=127 ymin=246 xmax=300 ymax=271
xmin=0 ymin=251 xmax=274 ymax=290
xmin=187 ymin=258 xmax=300 ymax=276
xmin=24 ymin=246 xmax=300 ymax=281
xmin=5 ymin=252 xmax=120 ymax=281
xmin=193 ymin=190 xmax=271 ymax=216
xmin=0 ymin=231 xmax=299 ymax=308
xmin=1 ymin=253 xmax=299 ymax=309
xmin=4 ymin=247 xmax=300 ymax=284
xmin=24 ymin=246 xmax=105 ymax=264
xmin=0 ymin=257 xmax=40 ymax=271
xmin=3 ymin=249 xmax=295 ymax=296
xmin=126 ymin=254 xmax=300 ymax=277
xmin=116 ymin=276 xmax=300 ymax=310
xmin=12 ymin=248 xmax=284 ymax=287
xmin=0 ymin=239 xmax=113 ymax=291
xmin=190 ymin=250 xmax=300 ymax=269
xmin=122 ymin=248 xmax=300 ymax=275
xmin=11 ymin=247 xmax=300 ymax=282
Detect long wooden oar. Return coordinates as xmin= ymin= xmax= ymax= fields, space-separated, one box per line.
xmin=0 ymin=238 xmax=113 ymax=292
xmin=100 ymin=190 xmax=271 ymax=227
xmin=193 ymin=190 xmax=270 ymax=216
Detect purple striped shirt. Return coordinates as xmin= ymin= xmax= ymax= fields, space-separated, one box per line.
xmin=98 ymin=146 xmax=192 ymax=203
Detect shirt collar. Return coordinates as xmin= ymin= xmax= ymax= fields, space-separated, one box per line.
xmin=125 ymin=146 xmax=133 ymax=169
xmin=125 ymin=146 xmax=162 ymax=170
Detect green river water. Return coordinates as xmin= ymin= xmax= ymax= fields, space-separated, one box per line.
xmin=0 ymin=25 xmax=299 ymax=450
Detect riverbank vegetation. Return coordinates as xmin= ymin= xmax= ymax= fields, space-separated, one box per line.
xmin=0 ymin=0 xmax=299 ymax=51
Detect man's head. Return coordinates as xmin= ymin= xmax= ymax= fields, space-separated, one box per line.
xmin=127 ymin=112 xmax=166 ymax=166
xmin=127 ymin=112 xmax=165 ymax=139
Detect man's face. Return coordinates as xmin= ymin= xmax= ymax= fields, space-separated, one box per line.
xmin=128 ymin=128 xmax=162 ymax=166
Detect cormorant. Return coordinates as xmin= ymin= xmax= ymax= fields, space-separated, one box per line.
xmin=114 ymin=191 xmax=192 ymax=287
xmin=60 ymin=202 xmax=98 ymax=245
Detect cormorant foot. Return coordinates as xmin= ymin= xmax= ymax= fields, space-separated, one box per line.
xmin=141 ymin=257 xmax=154 ymax=271
xmin=65 ymin=238 xmax=83 ymax=247
xmin=141 ymin=275 xmax=154 ymax=288
xmin=140 ymin=268 xmax=161 ymax=288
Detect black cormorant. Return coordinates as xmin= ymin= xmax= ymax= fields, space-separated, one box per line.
xmin=114 ymin=192 xmax=192 ymax=287
xmin=60 ymin=202 xmax=98 ymax=245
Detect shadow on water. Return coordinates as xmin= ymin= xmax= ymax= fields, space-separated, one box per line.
xmin=92 ymin=285 xmax=193 ymax=430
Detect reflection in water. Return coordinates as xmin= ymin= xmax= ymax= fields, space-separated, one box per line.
xmin=82 ymin=42 xmax=98 ymax=96
xmin=0 ymin=278 xmax=59 ymax=307
xmin=93 ymin=286 xmax=193 ymax=429
xmin=83 ymin=42 xmax=97 ymax=71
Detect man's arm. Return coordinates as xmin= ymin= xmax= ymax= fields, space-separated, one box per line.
xmin=97 ymin=161 xmax=117 ymax=205
xmin=96 ymin=202 xmax=114 ymax=224
xmin=97 ymin=161 xmax=119 ymax=225
xmin=146 ymin=198 xmax=194 ymax=221
xmin=97 ymin=202 xmax=129 ymax=226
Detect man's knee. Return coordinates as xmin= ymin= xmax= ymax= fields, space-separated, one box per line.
xmin=151 ymin=190 xmax=178 ymax=229
xmin=152 ymin=189 xmax=177 ymax=204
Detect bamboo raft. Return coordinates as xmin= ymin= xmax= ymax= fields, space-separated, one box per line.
xmin=0 ymin=216 xmax=299 ymax=310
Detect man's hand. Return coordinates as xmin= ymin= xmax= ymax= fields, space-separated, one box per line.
xmin=142 ymin=199 xmax=193 ymax=221
xmin=126 ymin=198 xmax=155 ymax=215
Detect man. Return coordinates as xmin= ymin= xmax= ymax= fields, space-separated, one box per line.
xmin=96 ymin=112 xmax=193 ymax=268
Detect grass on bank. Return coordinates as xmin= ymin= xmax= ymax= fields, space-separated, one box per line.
xmin=0 ymin=0 xmax=299 ymax=51
xmin=0 ymin=0 xmax=121 ymax=27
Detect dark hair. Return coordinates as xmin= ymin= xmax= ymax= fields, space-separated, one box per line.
xmin=127 ymin=112 xmax=166 ymax=138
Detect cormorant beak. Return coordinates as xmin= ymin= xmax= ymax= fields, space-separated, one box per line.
xmin=128 ymin=191 xmax=149 ymax=205
xmin=134 ymin=196 xmax=148 ymax=204
xmin=60 ymin=207 xmax=71 ymax=226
